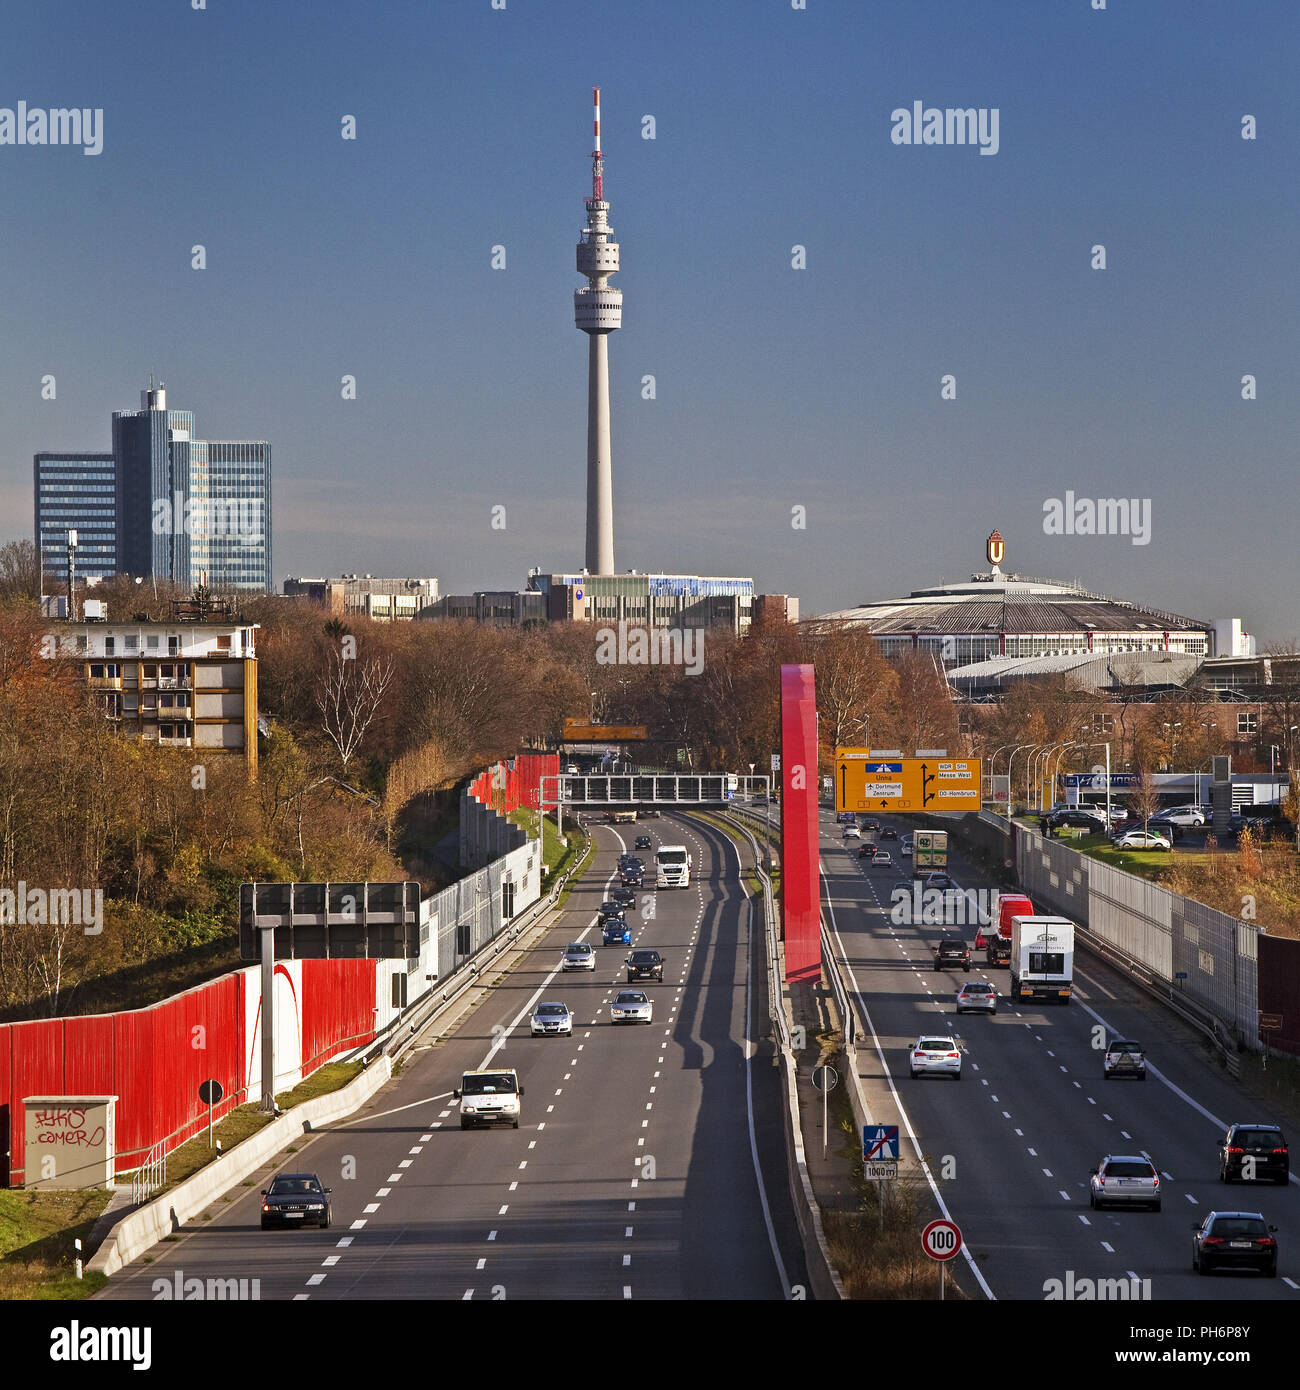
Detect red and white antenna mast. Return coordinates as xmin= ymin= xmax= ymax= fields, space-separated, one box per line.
xmin=588 ymin=86 xmax=604 ymax=206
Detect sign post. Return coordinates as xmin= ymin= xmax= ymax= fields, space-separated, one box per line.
xmin=863 ymin=1125 xmax=900 ymax=1230
xmin=812 ymin=1065 xmax=838 ymax=1159
xmin=921 ymin=1218 xmax=962 ymax=1299
xmin=199 ymin=1079 xmax=224 ymax=1147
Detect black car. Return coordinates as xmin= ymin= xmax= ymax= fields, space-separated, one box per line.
xmin=261 ymin=1172 xmax=332 ymax=1230
xmin=1192 ymin=1211 xmax=1278 ymax=1277
xmin=1048 ymin=809 xmax=1107 ymax=832
xmin=879 ymin=827 xmax=898 ymax=840
xmin=621 ymin=868 xmax=644 ymax=886
xmin=1219 ymin=1124 xmax=1289 ymax=1184
xmin=612 ymin=886 xmax=636 ymax=909
xmin=626 ymin=948 xmax=664 ymax=982
xmin=862 ymin=820 xmax=880 ymax=832
xmin=598 ymin=899 xmax=626 ymax=922
xmin=933 ymin=935 xmax=971 ymax=972
xmin=634 ymin=835 xmax=653 ymax=850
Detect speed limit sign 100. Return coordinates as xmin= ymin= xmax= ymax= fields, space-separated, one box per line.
xmin=921 ymin=1218 xmax=962 ymax=1261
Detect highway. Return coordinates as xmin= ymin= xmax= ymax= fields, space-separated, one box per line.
xmin=96 ymin=814 xmax=806 ymax=1301
xmin=820 ymin=808 xmax=1300 ymax=1302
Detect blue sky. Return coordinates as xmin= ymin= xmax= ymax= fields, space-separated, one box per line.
xmin=1 ymin=0 xmax=1296 ymax=639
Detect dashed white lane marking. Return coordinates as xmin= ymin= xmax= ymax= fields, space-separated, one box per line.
xmin=421 ymin=1134 xmax=432 ymax=1142
xmin=322 ymin=1255 xmax=340 ymax=1266
xmin=1101 ymin=1242 xmax=1114 ymax=1253
xmin=628 ymin=1202 xmax=636 ymax=1211
xmin=622 ymin=1254 xmax=632 ymax=1266
xmin=509 ymin=1181 xmax=518 ymax=1191
xmin=498 ymin=1205 xmax=509 ymax=1215
xmin=1002 ymin=1111 xmax=1011 ymax=1119
xmin=409 ymin=1146 xmax=423 ymax=1155
xmin=623 ymin=1285 xmax=632 ymax=1299
xmin=1126 ymin=1269 xmax=1140 ymax=1283
xmin=387 ymin=1173 xmax=403 ymax=1183
xmin=377 ymin=1187 xmax=391 ymax=1196
xmin=293 ymin=1293 xmax=309 ymax=1300
xmin=399 ymin=1160 xmax=412 ymax=1168
xmin=1059 ymin=1191 xmax=1070 ymax=1201
xmin=462 ymin=1289 xmax=474 ymax=1300
xmin=350 ymin=1219 xmax=366 ymax=1230
xmin=488 ymin=1230 xmax=497 ymax=1240
xmin=1015 ymin=1129 xmax=1023 ymax=1136
xmin=337 ymin=1237 xmax=353 ymax=1247
xmin=1028 ymin=1148 xmax=1037 ymax=1157
xmin=518 ymin=1161 xmax=527 ymax=1169
xmin=364 ymin=1203 xmax=380 ymax=1213
xmin=1103 ymin=1113 xmax=1113 ymax=1121
xmin=1042 ymin=1169 xmax=1053 ymax=1178
xmin=1185 ymin=1193 xmax=1198 ymax=1204
xmin=1121 ymin=1131 xmax=1132 ymax=1140
xmin=307 ymin=1274 xmax=326 ymax=1286
xmin=1284 ymin=1277 xmax=1300 ymax=1290
xmin=625 ymin=1226 xmax=634 ymax=1237
xmin=1078 ymin=1215 xmax=1090 ymax=1226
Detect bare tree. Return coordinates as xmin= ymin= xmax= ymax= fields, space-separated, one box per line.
xmin=0 ymin=540 xmax=41 ymax=601
xmin=315 ymin=646 xmax=395 ymax=769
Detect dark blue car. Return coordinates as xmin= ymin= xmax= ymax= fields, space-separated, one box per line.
xmin=603 ymin=919 xmax=632 ymax=945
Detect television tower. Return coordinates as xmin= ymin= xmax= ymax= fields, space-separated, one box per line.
xmin=575 ymin=86 xmax=621 ymax=575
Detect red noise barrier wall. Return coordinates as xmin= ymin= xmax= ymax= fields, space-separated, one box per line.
xmin=780 ymin=664 xmax=822 ymax=985
xmin=468 ymin=752 xmax=560 ymax=815
xmin=0 ymin=958 xmax=380 ymax=1187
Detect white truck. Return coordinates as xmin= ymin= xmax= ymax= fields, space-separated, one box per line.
xmin=1009 ymin=915 xmax=1074 ymax=1004
xmin=655 ymin=844 xmax=692 ymax=888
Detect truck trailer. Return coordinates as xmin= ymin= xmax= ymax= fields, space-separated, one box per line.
xmin=1009 ymin=915 xmax=1074 ymax=1003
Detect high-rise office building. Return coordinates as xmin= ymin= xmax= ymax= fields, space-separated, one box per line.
xmin=36 ymin=383 xmax=272 ymax=594
xmin=33 ymin=452 xmax=117 ymax=582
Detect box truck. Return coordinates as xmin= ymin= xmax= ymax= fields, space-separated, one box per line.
xmin=915 ymin=830 xmax=948 ymax=869
xmin=1009 ymin=915 xmax=1074 ymax=1003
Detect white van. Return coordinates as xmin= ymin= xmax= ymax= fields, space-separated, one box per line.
xmin=454 ymin=1068 xmax=524 ymax=1129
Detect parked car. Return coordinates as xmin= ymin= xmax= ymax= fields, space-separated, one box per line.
xmin=956 ymin=981 xmax=997 ymax=1015
xmin=1151 ymin=806 xmax=1206 ymax=827
xmin=531 ymin=1001 xmax=574 ymax=1036
xmin=260 ymin=1172 xmax=332 ymax=1230
xmin=1111 ymin=829 xmax=1172 ymax=851
xmin=1191 ymin=1211 xmax=1279 ymax=1277
xmin=1089 ymin=1155 xmax=1161 ymax=1211
xmin=1219 ymin=1123 xmax=1289 ymax=1185
xmin=1103 ymin=1039 xmax=1147 ymax=1080
xmin=909 ymin=1035 xmax=962 ymax=1080
xmin=1048 ymin=809 xmax=1107 ymax=832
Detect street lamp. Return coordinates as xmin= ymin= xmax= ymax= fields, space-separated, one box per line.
xmin=1006 ymin=743 xmax=1037 ymax=814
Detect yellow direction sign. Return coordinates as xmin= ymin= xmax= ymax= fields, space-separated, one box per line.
xmin=835 ymin=749 xmax=981 ymax=813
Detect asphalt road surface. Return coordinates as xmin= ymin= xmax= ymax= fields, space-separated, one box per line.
xmin=96 ymin=814 xmax=806 ymax=1301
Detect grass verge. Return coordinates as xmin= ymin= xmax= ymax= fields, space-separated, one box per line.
xmin=0 ymin=1189 xmax=113 ymax=1300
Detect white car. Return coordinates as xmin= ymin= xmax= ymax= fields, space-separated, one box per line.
xmin=561 ymin=941 xmax=597 ymax=971
xmin=842 ymin=825 xmax=861 ymax=839
xmin=610 ymin=989 xmax=653 ymax=1025
xmin=900 ymin=838 xmax=913 ymax=856
xmin=1152 ymin=806 xmax=1206 ymax=827
xmin=909 ymin=1035 xmax=962 ymax=1080
xmin=956 ymin=981 xmax=997 ymax=1015
xmin=871 ymin=850 xmax=892 ymax=865
xmin=530 ymin=1002 xmax=573 ymax=1036
xmin=1111 ymin=830 xmax=1172 ymax=851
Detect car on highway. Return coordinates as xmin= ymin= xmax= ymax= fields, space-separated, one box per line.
xmin=910 ymin=1036 xmax=962 ymax=1080
xmin=933 ymin=935 xmax=971 ymax=972
xmin=626 ymin=948 xmax=665 ymax=983
xmin=836 ymin=812 xmax=856 ymax=824
xmin=955 ymin=981 xmax=997 ymax=1015
xmin=842 ymin=824 xmax=861 ymax=839
xmin=561 ymin=941 xmax=597 ymax=971
xmin=260 ymin=1172 xmax=332 ymax=1230
xmin=1103 ymin=1039 xmax=1147 ymax=1080
xmin=871 ymin=850 xmax=892 ymax=865
xmin=610 ymin=989 xmax=654 ymax=1025
xmin=900 ymin=837 xmax=913 ymax=856
xmin=531 ymin=1001 xmax=574 ymax=1036
xmin=1191 ymin=1211 xmax=1279 ymax=1277
xmin=598 ymin=900 xmax=626 ymax=922
xmin=602 ymin=917 xmax=632 ymax=945
xmin=1089 ymin=1155 xmax=1161 ymax=1211
xmin=879 ymin=827 xmax=898 ymax=840
xmin=612 ymin=885 xmax=636 ymax=910
xmin=862 ymin=820 xmax=880 ymax=832
xmin=921 ymin=872 xmax=958 ymax=890
xmin=455 ymin=1068 xmax=524 ymax=1129
xmin=1111 ymin=829 xmax=1172 ymax=851
xmin=634 ymin=835 xmax=653 ymax=850
xmin=857 ymin=842 xmax=877 ymax=858
xmin=1219 ymin=1123 xmax=1289 ymax=1185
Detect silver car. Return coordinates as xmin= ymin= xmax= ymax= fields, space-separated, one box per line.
xmin=561 ymin=941 xmax=596 ymax=971
xmin=1089 ymin=1155 xmax=1161 ymax=1211
xmin=1103 ymin=1039 xmax=1146 ymax=1080
xmin=530 ymin=1002 xmax=573 ymax=1036
xmin=956 ymin=981 xmax=997 ymax=1015
xmin=610 ymin=989 xmax=653 ymax=1025
xmin=909 ymin=1035 xmax=962 ymax=1080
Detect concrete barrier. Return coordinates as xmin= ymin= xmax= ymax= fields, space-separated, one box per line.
xmin=88 ymin=1057 xmax=392 ymax=1279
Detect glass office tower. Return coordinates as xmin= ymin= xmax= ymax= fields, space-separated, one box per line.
xmin=34 ymin=452 xmax=117 ymax=582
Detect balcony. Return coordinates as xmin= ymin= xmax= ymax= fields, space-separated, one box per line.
xmin=87 ymin=675 xmax=122 ymax=689
xmin=157 ymin=677 xmax=192 ymax=690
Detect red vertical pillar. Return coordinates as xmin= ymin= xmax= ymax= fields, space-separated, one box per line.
xmin=780 ymin=663 xmax=821 ymax=984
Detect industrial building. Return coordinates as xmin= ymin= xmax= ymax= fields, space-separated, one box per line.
xmin=284 ymin=574 xmax=439 ymax=622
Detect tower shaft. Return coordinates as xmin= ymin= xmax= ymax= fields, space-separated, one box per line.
xmin=575 ymin=86 xmax=621 ymax=574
